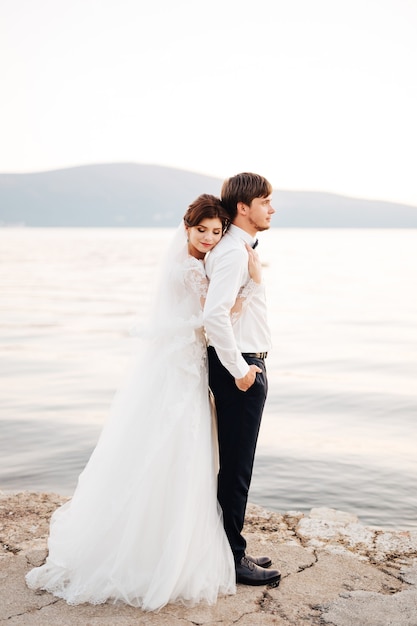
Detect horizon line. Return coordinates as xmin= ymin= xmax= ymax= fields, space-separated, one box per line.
xmin=0 ymin=161 xmax=416 ymax=209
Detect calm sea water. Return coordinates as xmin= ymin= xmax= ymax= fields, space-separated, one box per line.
xmin=1 ymin=228 xmax=416 ymax=529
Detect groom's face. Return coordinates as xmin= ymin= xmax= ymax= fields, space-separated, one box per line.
xmin=247 ymin=195 xmax=275 ymax=232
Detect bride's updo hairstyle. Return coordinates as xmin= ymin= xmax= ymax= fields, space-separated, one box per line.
xmin=184 ymin=194 xmax=230 ymax=234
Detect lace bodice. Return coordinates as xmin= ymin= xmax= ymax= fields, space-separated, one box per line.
xmin=183 ymin=256 xmax=209 ymax=301
xmin=183 ymin=255 xmax=262 ymax=322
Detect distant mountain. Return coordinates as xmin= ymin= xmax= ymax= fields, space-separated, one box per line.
xmin=0 ymin=163 xmax=416 ymax=227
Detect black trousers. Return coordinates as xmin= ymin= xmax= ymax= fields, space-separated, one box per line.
xmin=207 ymin=346 xmax=268 ymax=563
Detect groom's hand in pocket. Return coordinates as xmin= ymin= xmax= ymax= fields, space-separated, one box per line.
xmin=235 ymin=364 xmax=262 ymax=392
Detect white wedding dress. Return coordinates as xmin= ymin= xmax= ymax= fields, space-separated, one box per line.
xmin=26 ymin=226 xmax=236 ymax=610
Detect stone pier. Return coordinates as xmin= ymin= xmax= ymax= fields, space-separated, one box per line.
xmin=1 ymin=492 xmax=416 ymax=625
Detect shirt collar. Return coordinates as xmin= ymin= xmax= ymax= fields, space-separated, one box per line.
xmin=228 ymin=224 xmax=257 ymax=248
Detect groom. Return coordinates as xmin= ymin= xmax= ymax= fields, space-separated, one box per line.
xmin=204 ymin=172 xmax=280 ymax=586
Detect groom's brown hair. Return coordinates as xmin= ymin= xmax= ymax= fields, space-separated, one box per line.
xmin=221 ymin=173 xmax=272 ymax=220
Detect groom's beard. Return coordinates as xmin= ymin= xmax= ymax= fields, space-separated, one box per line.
xmin=248 ymin=217 xmax=271 ymax=232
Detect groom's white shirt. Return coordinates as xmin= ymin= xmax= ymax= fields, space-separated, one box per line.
xmin=203 ymin=224 xmax=272 ymax=379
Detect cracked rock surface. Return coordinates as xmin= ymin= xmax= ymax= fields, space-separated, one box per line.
xmin=1 ymin=492 xmax=416 ymax=625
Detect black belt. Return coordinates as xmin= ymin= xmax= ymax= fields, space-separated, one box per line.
xmin=242 ymin=352 xmax=268 ymax=359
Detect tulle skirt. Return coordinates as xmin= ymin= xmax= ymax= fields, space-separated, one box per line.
xmin=26 ymin=332 xmax=236 ymax=610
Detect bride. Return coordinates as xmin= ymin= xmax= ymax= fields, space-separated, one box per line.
xmin=26 ymin=194 xmax=262 ymax=611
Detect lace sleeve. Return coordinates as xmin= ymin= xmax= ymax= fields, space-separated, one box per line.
xmin=183 ymin=257 xmax=209 ymax=306
xmin=230 ymin=279 xmax=263 ymax=324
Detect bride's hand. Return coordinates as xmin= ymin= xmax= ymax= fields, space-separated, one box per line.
xmin=245 ymin=242 xmax=262 ymax=284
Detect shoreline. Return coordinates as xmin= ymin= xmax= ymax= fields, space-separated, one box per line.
xmin=1 ymin=491 xmax=417 ymax=625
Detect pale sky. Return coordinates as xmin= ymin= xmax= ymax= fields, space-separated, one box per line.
xmin=1 ymin=0 xmax=416 ymax=206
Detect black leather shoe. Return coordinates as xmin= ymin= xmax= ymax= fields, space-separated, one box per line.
xmin=246 ymin=554 xmax=272 ymax=568
xmin=236 ymin=556 xmax=281 ymax=586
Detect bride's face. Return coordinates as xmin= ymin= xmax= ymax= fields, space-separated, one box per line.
xmin=187 ymin=217 xmax=223 ymax=259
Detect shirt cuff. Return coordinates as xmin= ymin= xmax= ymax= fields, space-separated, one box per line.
xmin=211 ymin=347 xmax=250 ymax=379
